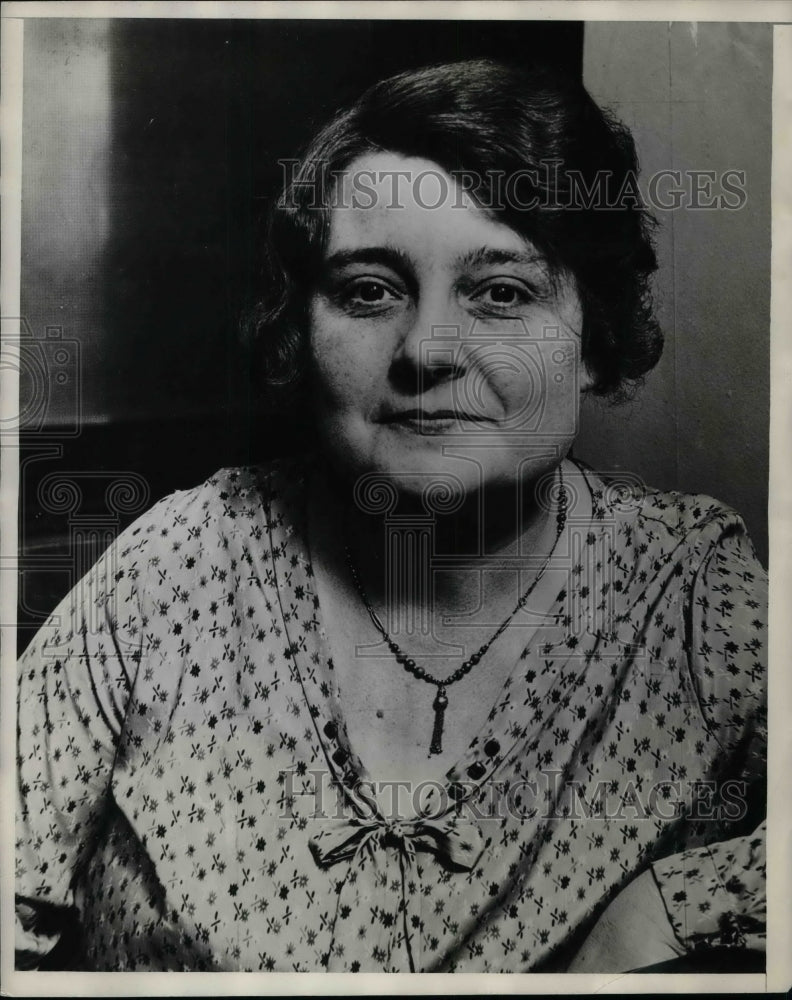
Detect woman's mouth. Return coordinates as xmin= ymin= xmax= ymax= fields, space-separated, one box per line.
xmin=380 ymin=409 xmax=496 ymax=434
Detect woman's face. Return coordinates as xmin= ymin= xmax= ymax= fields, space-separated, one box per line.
xmin=308 ymin=152 xmax=589 ymax=499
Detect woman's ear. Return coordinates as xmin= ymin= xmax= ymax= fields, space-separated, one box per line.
xmin=564 ymin=274 xmax=594 ymax=395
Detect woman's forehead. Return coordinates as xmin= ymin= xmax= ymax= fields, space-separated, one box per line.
xmin=326 ymin=151 xmax=541 ymax=266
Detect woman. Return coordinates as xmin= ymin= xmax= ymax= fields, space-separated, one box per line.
xmin=16 ymin=60 xmax=766 ymax=973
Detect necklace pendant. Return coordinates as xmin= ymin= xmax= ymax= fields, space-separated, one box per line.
xmin=429 ymin=686 xmax=448 ymax=757
xmin=345 ymin=467 xmax=568 ymax=762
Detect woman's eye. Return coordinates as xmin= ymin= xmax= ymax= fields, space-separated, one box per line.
xmin=354 ymin=281 xmax=386 ymax=302
xmin=474 ymin=282 xmax=531 ymax=309
xmin=489 ymin=284 xmax=519 ymax=304
xmin=342 ymin=279 xmax=400 ymax=309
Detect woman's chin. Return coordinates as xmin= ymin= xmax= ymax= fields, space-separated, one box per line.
xmin=321 ymin=435 xmax=467 ymax=503
xmin=318 ymin=423 xmax=570 ymax=508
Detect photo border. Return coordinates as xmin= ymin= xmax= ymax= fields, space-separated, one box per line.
xmin=2 ymin=2 xmax=789 ymax=995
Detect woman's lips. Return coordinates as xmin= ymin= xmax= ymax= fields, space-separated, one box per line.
xmin=380 ymin=409 xmax=495 ymax=434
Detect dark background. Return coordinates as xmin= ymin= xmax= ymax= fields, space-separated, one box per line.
xmin=18 ymin=19 xmax=584 ymax=650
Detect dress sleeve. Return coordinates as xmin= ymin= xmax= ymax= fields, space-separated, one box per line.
xmin=650 ymin=822 xmax=766 ymax=953
xmin=15 ymin=518 xmax=149 ymax=968
xmin=651 ymin=514 xmax=767 ymax=955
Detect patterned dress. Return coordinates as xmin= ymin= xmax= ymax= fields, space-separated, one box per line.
xmin=16 ymin=458 xmax=767 ymax=972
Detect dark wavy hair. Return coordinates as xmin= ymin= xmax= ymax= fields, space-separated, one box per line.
xmin=244 ymin=59 xmax=662 ymax=405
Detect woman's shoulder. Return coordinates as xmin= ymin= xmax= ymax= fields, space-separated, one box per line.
xmin=581 ymin=463 xmax=750 ymax=544
xmin=109 ymin=456 xmax=309 ymax=567
xmin=576 ymin=463 xmax=765 ymax=593
xmin=635 ymin=486 xmax=745 ymax=538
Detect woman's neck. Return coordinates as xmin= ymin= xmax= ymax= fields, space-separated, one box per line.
xmin=313 ymin=457 xmax=576 ymax=616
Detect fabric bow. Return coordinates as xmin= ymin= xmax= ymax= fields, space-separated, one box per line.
xmin=304 ymin=783 xmax=488 ymax=971
xmin=309 ymin=813 xmax=485 ymax=871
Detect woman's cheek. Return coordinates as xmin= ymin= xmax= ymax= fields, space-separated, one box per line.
xmin=309 ymin=308 xmax=353 ymax=395
xmin=310 ymin=320 xmax=377 ymax=415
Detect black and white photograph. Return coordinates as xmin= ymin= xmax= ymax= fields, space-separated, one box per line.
xmin=2 ymin=1 xmax=789 ymax=991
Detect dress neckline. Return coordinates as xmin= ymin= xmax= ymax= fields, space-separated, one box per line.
xmin=258 ymin=454 xmax=605 ymax=818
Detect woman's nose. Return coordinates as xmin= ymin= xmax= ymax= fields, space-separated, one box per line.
xmin=389 ymin=294 xmax=467 ymax=393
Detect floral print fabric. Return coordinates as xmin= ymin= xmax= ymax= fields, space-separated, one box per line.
xmin=651 ymin=824 xmax=766 ymax=953
xmin=16 ymin=458 xmax=767 ymax=971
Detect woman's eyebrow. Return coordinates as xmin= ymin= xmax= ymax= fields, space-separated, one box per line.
xmin=457 ymin=247 xmax=546 ymax=270
xmin=323 ymin=246 xmax=413 ymax=273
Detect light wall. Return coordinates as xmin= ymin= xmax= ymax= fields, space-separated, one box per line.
xmin=576 ymin=22 xmax=772 ymax=562
xmin=578 ymin=22 xmax=771 ymax=565
xmin=21 ymin=19 xmax=111 ymax=423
